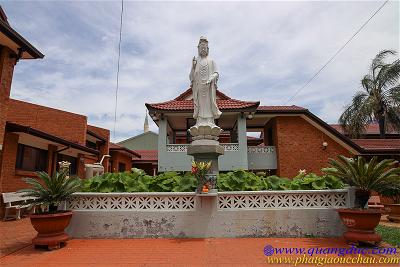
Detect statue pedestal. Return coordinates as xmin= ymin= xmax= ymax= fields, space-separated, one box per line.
xmin=187 ymin=141 xmax=224 ymax=193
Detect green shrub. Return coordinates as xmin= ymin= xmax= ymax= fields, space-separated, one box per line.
xmin=217 ymin=170 xmax=265 ymax=191
xmin=81 ymin=170 xmax=196 ymax=193
xmin=81 ymin=168 xmax=345 ymax=193
xmin=216 ymin=170 xmax=345 ymax=192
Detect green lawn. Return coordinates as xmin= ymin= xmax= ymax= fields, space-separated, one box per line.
xmin=376 ymin=225 xmax=400 ymax=247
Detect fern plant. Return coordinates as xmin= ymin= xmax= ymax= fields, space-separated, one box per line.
xmin=322 ymin=155 xmax=400 ymax=208
xmin=20 ymin=170 xmax=81 ymax=213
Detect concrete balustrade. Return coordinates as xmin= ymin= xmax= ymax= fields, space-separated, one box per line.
xmin=66 ymin=188 xmax=354 ymax=238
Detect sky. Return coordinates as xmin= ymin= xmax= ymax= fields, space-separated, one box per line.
xmin=3 ymin=0 xmax=399 ymax=142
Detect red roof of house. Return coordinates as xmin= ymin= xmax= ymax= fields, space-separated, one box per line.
xmin=109 ymin=143 xmax=141 ymax=158
xmin=330 ymin=124 xmax=399 ymax=135
xmin=256 ymin=105 xmax=307 ymax=112
xmin=352 ymin=139 xmax=400 ymax=151
xmin=146 ymin=88 xmax=259 ymax=112
xmin=133 ymin=150 xmax=158 ymax=162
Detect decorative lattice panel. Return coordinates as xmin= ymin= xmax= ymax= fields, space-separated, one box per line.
xmin=221 ymin=143 xmax=239 ymax=152
xmin=218 ymin=192 xmax=347 ymax=210
xmin=166 ymin=144 xmax=189 ymax=152
xmin=247 ymin=146 xmax=275 ymax=154
xmin=166 ymin=144 xmax=240 ymax=152
xmin=68 ymin=195 xmax=196 ymax=211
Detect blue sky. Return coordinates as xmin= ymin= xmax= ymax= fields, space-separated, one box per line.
xmin=3 ymin=0 xmax=399 ymax=142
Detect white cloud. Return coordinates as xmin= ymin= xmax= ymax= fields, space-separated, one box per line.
xmin=3 ymin=0 xmax=399 ymax=142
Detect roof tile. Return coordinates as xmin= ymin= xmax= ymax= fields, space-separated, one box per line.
xmin=352 ymin=139 xmax=400 ymax=150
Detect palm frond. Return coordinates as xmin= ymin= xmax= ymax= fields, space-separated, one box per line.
xmin=377 ymin=59 xmax=400 ymax=89
xmin=19 ymin=171 xmax=81 ymax=210
xmin=339 ymin=92 xmax=372 ymax=138
xmin=371 ymin=49 xmax=397 ymax=77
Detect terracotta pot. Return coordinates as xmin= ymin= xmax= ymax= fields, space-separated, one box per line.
xmin=337 ymin=209 xmax=381 ymax=244
xmin=384 ymin=204 xmax=400 ymax=223
xmin=30 ymin=211 xmax=73 ymax=250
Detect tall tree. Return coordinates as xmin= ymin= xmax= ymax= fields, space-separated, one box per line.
xmin=339 ymin=50 xmax=400 ymax=138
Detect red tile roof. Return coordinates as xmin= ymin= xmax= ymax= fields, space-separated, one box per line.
xmin=109 ymin=143 xmax=141 ymax=158
xmin=352 ymin=139 xmax=400 ymax=150
xmin=147 ymin=99 xmax=259 ymax=112
xmin=256 ymin=105 xmax=307 ymax=112
xmin=146 ymin=88 xmax=259 ymax=112
xmin=174 ymin=88 xmax=231 ymax=101
xmin=330 ymin=124 xmax=399 ymax=135
xmin=133 ymin=150 xmax=158 ymax=162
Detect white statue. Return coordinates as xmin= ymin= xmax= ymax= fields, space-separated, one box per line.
xmin=189 ymin=37 xmax=222 ymax=141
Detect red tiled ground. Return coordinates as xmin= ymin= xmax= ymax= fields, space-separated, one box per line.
xmin=0 ymin=217 xmax=36 ymax=257
xmin=1 ymin=218 xmax=399 ymax=266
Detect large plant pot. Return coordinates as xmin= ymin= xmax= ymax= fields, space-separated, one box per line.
xmin=384 ymin=204 xmax=400 ymax=222
xmin=337 ymin=209 xmax=381 ymax=244
xmin=30 ymin=211 xmax=73 ymax=250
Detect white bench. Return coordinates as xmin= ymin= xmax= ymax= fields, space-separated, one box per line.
xmin=2 ymin=192 xmax=36 ymax=220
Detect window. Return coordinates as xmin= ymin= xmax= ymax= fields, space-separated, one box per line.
xmin=16 ymin=144 xmax=48 ymax=172
xmin=86 ymin=140 xmax=98 ymax=150
xmin=118 ymin=162 xmax=126 ymax=172
xmin=57 ymin=154 xmax=78 ymax=175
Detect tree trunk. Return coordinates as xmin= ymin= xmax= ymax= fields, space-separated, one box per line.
xmin=378 ymin=117 xmax=386 ymax=139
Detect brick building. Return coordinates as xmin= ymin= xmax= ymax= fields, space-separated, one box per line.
xmin=0 ymin=7 xmax=139 ymax=208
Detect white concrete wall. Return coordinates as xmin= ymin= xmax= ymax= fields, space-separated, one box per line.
xmin=66 ymin=189 xmax=353 ymax=238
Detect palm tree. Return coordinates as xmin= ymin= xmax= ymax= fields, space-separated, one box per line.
xmin=339 ymin=50 xmax=400 ymax=138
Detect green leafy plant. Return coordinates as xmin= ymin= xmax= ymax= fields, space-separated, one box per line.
xmin=263 ymin=175 xmax=290 ymax=190
xmin=81 ymin=170 xmax=196 ymax=193
xmin=322 ymin=155 xmax=400 ymax=208
xmin=217 ymin=170 xmax=265 ymax=191
xmin=20 ymin=171 xmax=81 ymax=213
xmin=290 ymin=172 xmax=344 ymax=190
xmin=216 ymin=170 xmax=344 ymax=192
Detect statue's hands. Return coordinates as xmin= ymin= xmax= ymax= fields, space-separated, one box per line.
xmin=205 ymin=73 xmax=218 ymax=85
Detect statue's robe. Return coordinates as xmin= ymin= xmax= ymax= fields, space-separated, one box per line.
xmin=190 ymin=56 xmax=222 ymax=123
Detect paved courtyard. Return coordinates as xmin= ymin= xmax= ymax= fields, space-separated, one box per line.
xmin=1 ymin=218 xmax=399 ymax=266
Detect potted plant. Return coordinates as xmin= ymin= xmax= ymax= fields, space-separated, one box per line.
xmin=20 ymin=170 xmax=81 ymax=250
xmin=380 ymin=187 xmax=400 ymax=222
xmin=323 ymin=155 xmax=400 ymax=244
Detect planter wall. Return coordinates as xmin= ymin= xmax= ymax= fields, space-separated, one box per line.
xmin=66 ymin=188 xmax=355 ymax=238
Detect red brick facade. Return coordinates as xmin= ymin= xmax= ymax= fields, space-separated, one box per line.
xmin=275 ymin=116 xmax=353 ymax=177
xmin=109 ymin=151 xmax=132 ymax=173
xmin=0 ymin=47 xmax=17 ymax=185
xmin=7 ymin=99 xmax=87 ymax=145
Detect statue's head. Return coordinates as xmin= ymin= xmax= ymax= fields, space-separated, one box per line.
xmin=197 ymin=36 xmax=209 ymax=57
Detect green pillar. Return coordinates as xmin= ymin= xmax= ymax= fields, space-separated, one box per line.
xmin=157 ymin=117 xmax=167 ymax=172
xmin=237 ymin=114 xmax=248 ymax=169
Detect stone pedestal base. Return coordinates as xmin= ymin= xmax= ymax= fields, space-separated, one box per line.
xmin=187 ymin=142 xmax=224 ymax=193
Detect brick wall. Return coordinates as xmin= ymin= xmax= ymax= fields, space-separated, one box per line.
xmin=0 ymin=132 xmax=23 ymax=192
xmin=7 ymin=99 xmax=87 ymax=145
xmin=109 ymin=151 xmax=132 ymax=172
xmin=0 ymin=47 xmax=17 ymax=192
xmin=275 ymin=116 xmax=353 ymax=178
